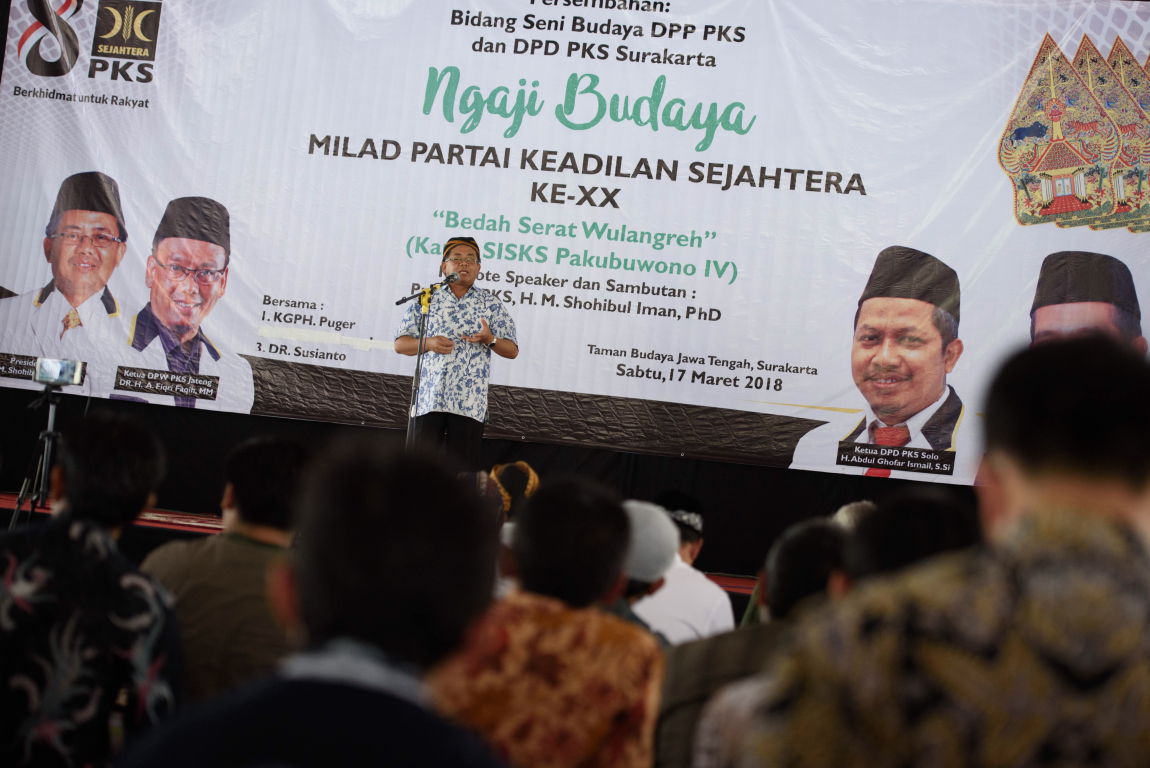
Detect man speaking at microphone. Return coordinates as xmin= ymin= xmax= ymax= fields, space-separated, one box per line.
xmin=394 ymin=237 xmax=518 ymax=470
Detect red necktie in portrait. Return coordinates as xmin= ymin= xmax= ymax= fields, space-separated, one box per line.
xmin=864 ymin=425 xmax=911 ymax=478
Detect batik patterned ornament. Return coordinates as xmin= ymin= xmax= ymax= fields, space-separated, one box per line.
xmin=1000 ymin=34 xmax=1119 ymax=228
xmin=1127 ymin=47 xmax=1150 ymax=233
xmin=1096 ymin=36 xmax=1150 ymax=231
xmin=1065 ymin=35 xmax=1150 ymax=230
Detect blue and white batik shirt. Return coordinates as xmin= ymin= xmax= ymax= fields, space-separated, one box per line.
xmin=394 ymin=284 xmax=516 ymax=422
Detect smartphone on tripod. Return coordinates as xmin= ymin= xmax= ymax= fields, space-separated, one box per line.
xmin=34 ymin=357 xmax=84 ymax=387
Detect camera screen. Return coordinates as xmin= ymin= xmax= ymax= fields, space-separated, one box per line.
xmin=34 ymin=358 xmax=85 ymax=386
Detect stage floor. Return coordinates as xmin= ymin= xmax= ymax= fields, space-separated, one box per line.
xmin=0 ymin=492 xmax=224 ymax=534
xmin=0 ymin=493 xmax=755 ymax=597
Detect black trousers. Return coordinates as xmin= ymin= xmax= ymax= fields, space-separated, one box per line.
xmin=411 ymin=411 xmax=485 ymax=471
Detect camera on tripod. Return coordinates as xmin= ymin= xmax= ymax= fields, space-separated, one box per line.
xmin=7 ymin=357 xmax=86 ymax=531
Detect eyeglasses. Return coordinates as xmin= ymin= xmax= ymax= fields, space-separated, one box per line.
xmin=151 ymin=256 xmax=227 ymax=285
xmin=445 ymin=257 xmax=479 ymax=265
xmin=50 ymin=232 xmax=123 ymax=248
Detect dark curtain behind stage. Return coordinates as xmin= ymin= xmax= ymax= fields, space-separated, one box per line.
xmin=0 ymin=386 xmax=977 ymax=579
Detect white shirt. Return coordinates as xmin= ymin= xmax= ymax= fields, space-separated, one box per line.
xmin=631 ymin=554 xmax=735 ymax=645
xmin=0 ymin=281 xmax=131 ymax=396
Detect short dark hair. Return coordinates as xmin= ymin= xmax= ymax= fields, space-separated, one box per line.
xmin=224 ymin=437 xmax=312 ymax=530
xmin=623 ymin=578 xmax=654 ymax=600
xmin=654 ymin=489 xmax=703 ymax=544
xmin=1029 ymin=304 xmax=1143 ymax=344
xmin=670 ymin=519 xmax=701 ymax=544
xmin=986 ymin=336 xmax=1150 ymax=488
xmin=514 ymin=478 xmax=629 ymax=608
xmin=58 ymin=413 xmax=165 ymax=528
xmin=765 ymin=519 xmax=846 ymax=620
xmin=295 ymin=443 xmax=498 ymax=669
xmin=854 ymin=305 xmax=958 ymax=350
xmin=846 ymin=488 xmax=981 ymax=580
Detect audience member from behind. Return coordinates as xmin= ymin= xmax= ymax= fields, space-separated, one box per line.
xmin=742 ymin=337 xmax=1150 ymax=768
xmin=658 ymin=519 xmax=847 ymax=768
xmin=633 ymin=491 xmax=735 ymax=644
xmin=695 ymin=490 xmax=980 ymax=768
xmin=740 ymin=500 xmax=875 ymax=627
xmin=0 ymin=413 xmax=180 ymax=768
xmin=141 ymin=436 xmax=311 ymax=702
xmin=490 ymin=460 xmax=539 ymax=519
xmin=120 ymin=448 xmax=506 ymax=768
xmin=603 ymin=500 xmax=681 ymax=648
xmin=431 ymin=478 xmax=664 ymax=768
xmin=830 ymin=498 xmax=876 ymax=531
xmin=845 ymin=487 xmax=981 ymax=581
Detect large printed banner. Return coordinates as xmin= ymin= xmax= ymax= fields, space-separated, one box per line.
xmin=2 ymin=0 xmax=1150 ymax=483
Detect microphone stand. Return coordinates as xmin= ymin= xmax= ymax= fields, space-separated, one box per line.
xmin=396 ymin=274 xmax=458 ymax=453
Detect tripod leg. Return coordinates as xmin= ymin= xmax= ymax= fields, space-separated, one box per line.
xmin=8 ymin=477 xmax=32 ymax=532
xmin=36 ymin=433 xmax=54 ymax=511
xmin=9 ymin=445 xmax=45 ymax=532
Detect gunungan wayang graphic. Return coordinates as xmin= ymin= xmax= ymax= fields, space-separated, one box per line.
xmin=1069 ymin=35 xmax=1150 ymax=231
xmin=1000 ymin=34 xmax=1118 ymax=228
xmin=1000 ymin=34 xmax=1150 ymax=234
xmin=1096 ymin=36 xmax=1150 ymax=231
xmin=1124 ymin=41 xmax=1150 ymax=234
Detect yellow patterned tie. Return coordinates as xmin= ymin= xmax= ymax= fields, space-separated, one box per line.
xmin=60 ymin=308 xmax=82 ymax=340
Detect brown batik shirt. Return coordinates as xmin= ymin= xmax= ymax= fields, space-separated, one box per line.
xmin=430 ymin=589 xmax=664 ymax=768
xmin=742 ymin=509 xmax=1150 ymax=768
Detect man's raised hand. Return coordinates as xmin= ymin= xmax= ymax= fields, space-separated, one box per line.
xmin=462 ymin=318 xmax=495 ymax=345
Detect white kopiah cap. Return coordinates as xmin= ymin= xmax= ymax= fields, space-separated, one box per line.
xmin=621 ymin=500 xmax=680 ymax=583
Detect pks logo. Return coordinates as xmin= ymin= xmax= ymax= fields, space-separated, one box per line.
xmin=88 ymin=0 xmax=162 ymax=82
xmin=91 ymin=0 xmax=161 ymax=62
xmin=17 ymin=0 xmax=85 ymax=77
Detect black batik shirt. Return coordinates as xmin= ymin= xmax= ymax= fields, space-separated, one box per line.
xmin=0 ymin=515 xmax=183 ymax=767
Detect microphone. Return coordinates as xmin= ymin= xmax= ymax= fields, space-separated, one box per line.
xmin=395 ymin=273 xmax=461 ymax=305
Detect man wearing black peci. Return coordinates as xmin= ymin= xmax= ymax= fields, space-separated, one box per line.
xmin=117 ymin=196 xmax=254 ymax=412
xmin=791 ymin=246 xmax=977 ymax=481
xmin=1030 ymin=251 xmax=1146 ymax=355
xmin=394 ymin=236 xmax=518 ymax=470
xmin=0 ymin=172 xmax=131 ymax=393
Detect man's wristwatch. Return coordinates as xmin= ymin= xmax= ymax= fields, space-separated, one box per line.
xmin=487 ymin=338 xmax=498 ymax=348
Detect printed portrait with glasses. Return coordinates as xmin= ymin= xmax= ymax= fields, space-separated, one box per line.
xmin=44 ymin=208 xmax=127 ymax=308
xmin=145 ymin=235 xmax=229 ymax=342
